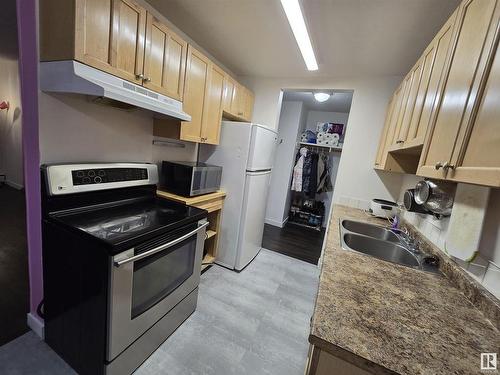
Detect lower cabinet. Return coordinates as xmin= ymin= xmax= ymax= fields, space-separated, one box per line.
xmin=305 ymin=345 xmax=374 ymax=375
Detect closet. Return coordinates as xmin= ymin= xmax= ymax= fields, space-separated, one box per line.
xmin=289 ymin=144 xmax=337 ymax=231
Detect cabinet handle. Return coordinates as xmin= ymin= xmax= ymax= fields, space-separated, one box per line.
xmin=396 ymin=140 xmax=404 ymax=144
xmin=238 ymin=112 xmax=243 ymax=116
xmin=143 ymin=77 xmax=151 ymax=83
xmin=435 ymin=162 xmax=443 ymax=170
xmin=135 ymin=73 xmax=145 ymax=80
xmin=442 ymin=162 xmax=455 ymax=171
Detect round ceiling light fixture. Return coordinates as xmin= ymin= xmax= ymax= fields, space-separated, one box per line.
xmin=313 ymin=92 xmax=330 ymax=102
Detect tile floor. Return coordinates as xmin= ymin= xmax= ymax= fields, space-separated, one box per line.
xmin=0 ymin=249 xmax=320 ymax=375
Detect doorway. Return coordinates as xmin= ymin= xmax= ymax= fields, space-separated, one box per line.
xmin=262 ymin=89 xmax=353 ymax=265
xmin=0 ymin=0 xmax=29 ymax=346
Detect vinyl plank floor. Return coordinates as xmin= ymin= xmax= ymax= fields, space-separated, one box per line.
xmin=0 ymin=249 xmax=320 ymax=375
xmin=262 ymin=223 xmax=325 ymax=265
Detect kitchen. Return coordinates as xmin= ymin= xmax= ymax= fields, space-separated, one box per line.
xmin=0 ymin=0 xmax=499 ymax=374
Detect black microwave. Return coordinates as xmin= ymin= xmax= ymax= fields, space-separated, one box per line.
xmin=161 ymin=161 xmax=222 ymax=197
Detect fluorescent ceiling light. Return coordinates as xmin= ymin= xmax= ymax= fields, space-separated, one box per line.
xmin=280 ymin=0 xmax=318 ymax=71
xmin=314 ymin=92 xmax=330 ymax=102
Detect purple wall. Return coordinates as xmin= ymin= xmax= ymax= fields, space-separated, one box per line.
xmin=17 ymin=0 xmax=43 ymax=317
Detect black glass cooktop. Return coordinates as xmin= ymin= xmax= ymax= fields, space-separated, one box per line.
xmin=51 ymin=197 xmax=207 ymax=248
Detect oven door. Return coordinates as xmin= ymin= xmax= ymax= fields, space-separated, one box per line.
xmin=107 ymin=220 xmax=207 ymax=361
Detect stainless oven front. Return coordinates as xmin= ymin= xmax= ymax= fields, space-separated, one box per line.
xmin=107 ymin=220 xmax=208 ymax=361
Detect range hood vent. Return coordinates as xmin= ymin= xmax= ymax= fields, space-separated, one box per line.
xmin=40 ymin=60 xmax=191 ymax=122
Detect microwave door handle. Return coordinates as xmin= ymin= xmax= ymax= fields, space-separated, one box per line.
xmin=113 ymin=221 xmax=209 ymax=267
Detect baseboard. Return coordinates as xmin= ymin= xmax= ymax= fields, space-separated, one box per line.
xmin=5 ymin=180 xmax=24 ymax=190
xmin=264 ymin=217 xmax=288 ymax=228
xmin=27 ymin=312 xmax=44 ymax=339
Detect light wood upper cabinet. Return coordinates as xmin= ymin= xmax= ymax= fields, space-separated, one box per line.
xmin=418 ymin=0 xmax=498 ymax=181
xmin=374 ymin=96 xmax=395 ymax=168
xmin=222 ymin=75 xmax=236 ymax=113
xmin=109 ymin=0 xmax=147 ymax=83
xmin=389 ymin=72 xmax=414 ymax=149
xmin=143 ymin=13 xmax=187 ymax=101
xmin=41 ymin=0 xmax=187 ymax=96
xmin=244 ymin=88 xmax=255 ymax=121
xmin=442 ymin=4 xmax=500 ymax=187
xmin=73 ymin=0 xmax=114 ymax=73
xmin=406 ymin=13 xmax=456 ymax=149
xmin=40 ymin=0 xmax=255 ymax=143
xmin=222 ymin=76 xmax=254 ymax=122
xmin=201 ymin=65 xmax=225 ymax=144
xmin=181 ymin=46 xmax=211 ymax=143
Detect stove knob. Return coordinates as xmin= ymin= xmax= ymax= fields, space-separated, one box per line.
xmin=98 ymin=170 xmax=106 ymax=177
xmin=82 ymin=177 xmax=91 ymax=184
xmin=94 ymin=176 xmax=102 ymax=184
xmin=76 ymin=171 xmax=85 ymax=178
xmin=88 ymin=170 xmax=96 ymax=177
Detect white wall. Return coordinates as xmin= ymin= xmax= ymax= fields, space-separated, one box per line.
xmin=265 ymin=100 xmax=305 ymax=227
xmin=39 ymin=93 xmax=197 ymax=167
xmin=240 ymin=75 xmax=405 ymax=207
xmin=0 ymin=56 xmax=23 ymax=188
xmin=398 ymin=174 xmax=500 ymax=299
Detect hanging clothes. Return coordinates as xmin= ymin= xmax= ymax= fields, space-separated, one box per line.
xmin=303 ymin=152 xmax=319 ymax=198
xmin=317 ymin=153 xmax=333 ymax=193
xmin=291 ymin=147 xmax=308 ymax=192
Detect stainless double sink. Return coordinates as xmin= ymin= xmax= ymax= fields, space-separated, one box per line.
xmin=340 ymin=219 xmax=441 ymax=274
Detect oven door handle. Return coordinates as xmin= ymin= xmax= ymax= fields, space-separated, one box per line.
xmin=113 ymin=221 xmax=209 ymax=267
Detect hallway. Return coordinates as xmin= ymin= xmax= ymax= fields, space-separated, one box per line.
xmin=0 ymin=185 xmax=29 ymax=346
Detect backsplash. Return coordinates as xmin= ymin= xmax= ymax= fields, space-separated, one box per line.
xmin=399 ymin=175 xmax=500 ymax=300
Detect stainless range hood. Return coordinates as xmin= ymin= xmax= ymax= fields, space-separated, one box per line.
xmin=39 ymin=60 xmax=191 ymax=122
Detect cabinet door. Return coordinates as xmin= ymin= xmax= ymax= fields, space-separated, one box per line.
xmin=201 ymin=65 xmax=225 ymax=145
xmin=374 ymin=96 xmax=395 ymax=168
xmin=223 ymin=75 xmax=235 ymax=113
xmin=389 ymin=74 xmax=412 ymax=148
xmin=406 ymin=11 xmax=457 ymax=149
xmin=395 ymin=60 xmax=424 ymax=148
xmin=181 ymin=45 xmax=210 ymax=143
xmin=244 ymin=88 xmax=254 ymax=121
xmin=74 ymin=0 xmax=114 ymax=72
xmin=447 ymin=9 xmax=500 ymax=187
xmin=109 ymin=0 xmax=147 ymax=83
xmin=418 ymin=0 xmax=497 ymax=179
xmin=231 ymin=83 xmax=246 ymax=119
xmin=143 ymin=13 xmax=187 ymax=100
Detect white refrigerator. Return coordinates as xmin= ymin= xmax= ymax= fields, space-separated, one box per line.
xmin=199 ymin=121 xmax=277 ymax=270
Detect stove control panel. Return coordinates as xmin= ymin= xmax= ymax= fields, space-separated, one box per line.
xmin=44 ymin=163 xmax=158 ymax=196
xmin=72 ymin=168 xmax=148 ymax=185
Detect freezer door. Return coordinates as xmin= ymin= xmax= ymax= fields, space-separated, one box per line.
xmin=247 ymin=125 xmax=277 ymax=171
xmin=235 ymin=171 xmax=272 ymax=270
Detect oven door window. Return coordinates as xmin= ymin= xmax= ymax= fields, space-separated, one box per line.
xmin=131 ymin=227 xmax=197 ymax=318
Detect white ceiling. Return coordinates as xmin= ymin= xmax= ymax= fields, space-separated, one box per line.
xmin=283 ymin=90 xmax=353 ymax=113
xmin=146 ymin=0 xmax=460 ymax=78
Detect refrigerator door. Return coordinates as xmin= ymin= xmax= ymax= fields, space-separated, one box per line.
xmin=247 ymin=125 xmax=278 ymax=171
xmin=235 ymin=170 xmax=272 ymax=270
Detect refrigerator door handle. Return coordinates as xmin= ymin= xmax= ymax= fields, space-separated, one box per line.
xmin=246 ymin=169 xmax=272 ymax=175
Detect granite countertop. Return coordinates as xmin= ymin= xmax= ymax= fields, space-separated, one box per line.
xmin=309 ymin=205 xmax=500 ymax=375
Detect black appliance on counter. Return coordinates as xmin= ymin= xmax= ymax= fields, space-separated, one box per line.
xmin=41 ymin=163 xmax=208 ymax=375
xmin=161 ymin=161 xmax=222 ymax=197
